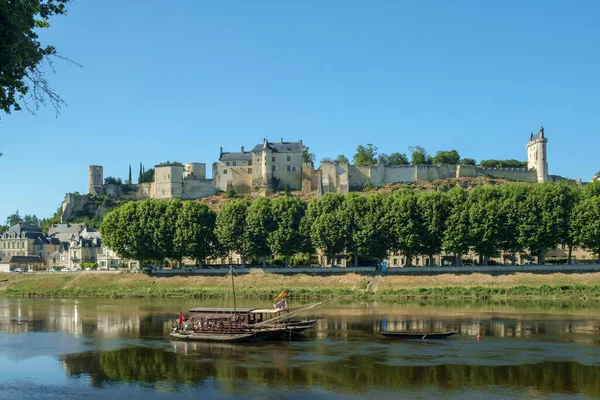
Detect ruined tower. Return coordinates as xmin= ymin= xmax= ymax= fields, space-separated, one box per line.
xmin=88 ymin=165 xmax=104 ymax=195
xmin=526 ymin=125 xmax=549 ymax=183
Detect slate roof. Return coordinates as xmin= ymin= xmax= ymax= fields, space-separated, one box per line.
xmin=0 ymin=255 xmax=44 ymax=264
xmin=4 ymin=224 xmax=44 ymax=239
xmin=250 ymin=141 xmax=303 ymax=153
xmin=219 ymin=152 xmax=253 ymax=161
xmin=47 ymin=223 xmax=88 ymax=236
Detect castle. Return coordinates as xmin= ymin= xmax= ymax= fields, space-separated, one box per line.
xmin=83 ymin=127 xmax=560 ymax=205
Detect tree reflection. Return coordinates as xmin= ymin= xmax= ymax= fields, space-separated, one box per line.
xmin=60 ymin=346 xmax=600 ymax=396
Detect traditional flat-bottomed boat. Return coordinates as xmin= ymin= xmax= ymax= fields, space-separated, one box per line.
xmin=381 ymin=331 xmax=459 ymax=339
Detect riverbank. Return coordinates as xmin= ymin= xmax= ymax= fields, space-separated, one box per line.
xmin=2 ymin=270 xmax=600 ymax=301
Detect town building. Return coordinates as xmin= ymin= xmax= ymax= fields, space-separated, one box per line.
xmin=0 ymin=224 xmax=61 ymax=268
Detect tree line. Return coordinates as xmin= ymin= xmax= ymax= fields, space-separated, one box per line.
xmin=99 ymin=181 xmax=600 ymax=268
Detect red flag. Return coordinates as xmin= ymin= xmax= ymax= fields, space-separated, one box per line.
xmin=178 ymin=312 xmax=184 ymax=325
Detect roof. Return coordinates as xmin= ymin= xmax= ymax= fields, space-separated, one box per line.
xmin=4 ymin=224 xmax=43 ymax=239
xmin=529 ymin=126 xmax=545 ymax=141
xmin=0 ymin=255 xmax=44 ymax=264
xmin=47 ymin=223 xmax=87 ymax=236
xmin=219 ymin=152 xmax=252 ymax=161
xmin=251 ymin=141 xmax=303 ymax=153
xmin=189 ymin=307 xmax=256 ymax=314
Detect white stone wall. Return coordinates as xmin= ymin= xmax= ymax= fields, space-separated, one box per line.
xmin=183 ymin=179 xmax=218 ymax=198
xmin=154 ymin=165 xmax=184 ymax=199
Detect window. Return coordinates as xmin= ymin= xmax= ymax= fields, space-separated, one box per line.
xmin=287 ymin=166 xmax=291 ymax=172
xmin=272 ymin=166 xmax=276 ymax=172
xmin=233 ymin=161 xmax=237 ymax=166
xmin=223 ymin=169 xmax=227 ymax=174
xmin=287 ymin=156 xmax=291 ymax=162
xmin=292 ymin=166 xmax=296 ymax=172
xmin=248 ymin=160 xmax=252 ymax=166
xmin=393 ymin=258 xmax=398 ymax=266
xmin=168 ymin=174 xmax=171 ymax=179
xmin=272 ymin=156 xmax=276 ymax=162
xmin=248 ymin=168 xmax=252 ymax=173
xmin=226 ymin=162 xmax=230 ymax=166
xmin=400 ymin=258 xmax=405 ymax=265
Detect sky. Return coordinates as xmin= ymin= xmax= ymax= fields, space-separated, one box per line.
xmin=1 ymin=0 xmax=599 ymax=220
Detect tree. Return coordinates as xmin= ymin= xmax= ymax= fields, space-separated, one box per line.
xmin=244 ymin=197 xmax=275 ymax=267
xmin=139 ymin=167 xmax=154 ymax=183
xmin=479 ymin=159 xmax=527 ymax=168
xmin=268 ymin=196 xmax=306 ymax=267
xmin=23 ymin=214 xmax=40 ymax=226
xmin=432 ymin=150 xmax=460 ymax=165
xmin=335 ymin=154 xmax=349 ymax=163
xmin=498 ymin=183 xmax=530 ymax=265
xmin=302 ymin=145 xmax=315 ymax=166
xmin=417 ymin=191 xmax=450 ymax=266
xmin=387 ymin=152 xmax=409 ymax=166
xmin=104 ymin=176 xmax=122 ymax=185
xmin=459 ymin=158 xmax=476 ymax=166
xmin=1 ymin=0 xmax=72 ymax=118
xmin=128 ymin=165 xmax=132 ymax=184
xmin=353 ymin=144 xmax=378 ymax=165
xmin=174 ymin=201 xmax=217 ymax=267
xmin=409 ymin=146 xmax=432 ymax=165
xmin=574 ymin=196 xmax=600 ymax=263
xmin=582 ymin=181 xmax=600 ymax=198
xmin=138 ymin=162 xmax=143 ymax=184
xmin=553 ymin=182 xmax=582 ymax=264
xmin=215 ymin=198 xmax=251 ymax=266
xmin=443 ymin=187 xmax=471 ymax=265
xmin=5 ymin=210 xmax=22 ymax=226
xmin=468 ymin=186 xmax=503 ymax=265
xmin=308 ymin=193 xmax=347 ymax=267
xmin=387 ymin=190 xmax=424 ymax=266
xmin=517 ymin=183 xmax=565 ymax=264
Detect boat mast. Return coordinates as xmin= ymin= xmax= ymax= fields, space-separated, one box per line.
xmin=231 ymin=267 xmax=237 ymax=321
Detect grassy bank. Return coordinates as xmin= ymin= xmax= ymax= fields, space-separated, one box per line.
xmin=1 ymin=271 xmax=600 ymax=300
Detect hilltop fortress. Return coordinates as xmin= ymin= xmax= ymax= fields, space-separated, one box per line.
xmin=61 ymin=126 xmax=568 ymax=222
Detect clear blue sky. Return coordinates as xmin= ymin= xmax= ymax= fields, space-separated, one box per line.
xmin=2 ymin=0 xmax=599 ymax=220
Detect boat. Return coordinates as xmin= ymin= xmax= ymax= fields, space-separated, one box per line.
xmin=170 ymin=268 xmax=331 ymax=342
xmin=381 ymin=331 xmax=459 ymax=339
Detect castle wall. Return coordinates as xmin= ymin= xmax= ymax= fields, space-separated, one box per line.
xmin=182 ymin=179 xmax=218 ymax=199
xmin=271 ymin=151 xmax=303 ymax=190
xmin=474 ymin=167 xmax=537 ymax=183
xmin=154 ymin=165 xmax=184 ymax=200
xmin=301 ymin=163 xmax=319 ymax=191
xmin=185 ymin=163 xmax=206 ymax=179
xmin=348 ymin=165 xmax=371 ymax=189
xmin=383 ymin=165 xmax=415 ymax=184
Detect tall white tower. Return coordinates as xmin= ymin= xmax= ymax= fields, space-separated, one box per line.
xmin=526 ymin=125 xmax=549 ymax=183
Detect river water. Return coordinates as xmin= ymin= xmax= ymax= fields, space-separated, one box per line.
xmin=1 ymin=297 xmax=600 ymax=399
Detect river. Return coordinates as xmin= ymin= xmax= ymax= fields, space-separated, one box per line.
xmin=1 ymin=297 xmax=599 ymax=399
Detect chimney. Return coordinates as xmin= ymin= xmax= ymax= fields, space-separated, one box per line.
xmin=280 ymin=138 xmax=283 ymax=143
xmin=241 ymin=146 xmax=245 ymax=153
xmin=220 ymin=147 xmax=223 ymax=157
xmin=299 ymin=139 xmax=303 ymax=147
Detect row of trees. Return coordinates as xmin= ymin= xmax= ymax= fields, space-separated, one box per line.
xmin=337 ymin=144 xmax=523 ymax=168
xmin=99 ymin=181 xmax=600 ymax=268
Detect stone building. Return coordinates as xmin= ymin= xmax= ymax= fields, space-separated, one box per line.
xmin=0 ymin=224 xmax=61 ymax=268
xmin=214 ymin=139 xmax=305 ymax=195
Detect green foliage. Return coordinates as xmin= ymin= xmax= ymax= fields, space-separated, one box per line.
xmin=335 ymin=154 xmax=349 ymax=163
xmin=268 ymin=196 xmax=307 ymax=267
xmin=417 ymin=191 xmax=450 ymax=262
xmin=79 ymin=262 xmax=97 ymax=270
xmin=345 ymin=193 xmax=391 ymax=265
xmin=353 ymin=144 xmax=378 ymax=165
xmin=362 ymin=180 xmax=374 ymax=192
xmin=573 ymin=196 xmax=600 ymax=261
xmin=0 ymin=0 xmax=71 ymax=117
xmin=104 ymin=176 xmax=123 ymax=185
xmin=582 ymin=181 xmax=600 ymax=198
xmin=40 ymin=203 xmax=63 ymax=232
xmin=467 ymin=185 xmax=503 ymax=263
xmin=308 ymin=194 xmax=347 ymax=267
xmin=387 ymin=152 xmax=409 ymax=166
xmin=409 ymin=146 xmax=432 ymax=165
xmin=225 ymin=187 xmax=237 ymax=198
xmin=302 ymin=145 xmax=315 ymax=165
xmin=158 ymin=161 xmax=182 ymax=166
xmin=5 ymin=210 xmax=22 ymax=226
xmin=244 ymin=197 xmax=275 ymax=264
xmin=479 ymin=159 xmax=528 ymax=168
xmin=128 ymin=165 xmax=132 ymax=184
xmin=459 ymin=158 xmax=477 ymax=166
xmin=215 ymin=198 xmax=251 ymax=265
xmin=138 ymin=166 xmax=154 ymax=183
xmin=174 ymin=201 xmax=217 ymax=267
xmin=443 ymin=187 xmax=471 ymax=263
xmin=387 ymin=190 xmax=426 ymax=265
xmin=432 ymin=150 xmax=460 ymax=165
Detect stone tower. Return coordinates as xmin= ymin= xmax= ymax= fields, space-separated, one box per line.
xmin=526 ymin=125 xmax=549 ymax=183
xmin=88 ymin=165 xmax=104 ymax=195
xmin=153 ymin=164 xmax=184 ymax=199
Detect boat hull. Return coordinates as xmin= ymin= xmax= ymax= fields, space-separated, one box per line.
xmin=170 ymin=328 xmax=285 ymax=343
xmin=381 ymin=331 xmax=458 ymax=339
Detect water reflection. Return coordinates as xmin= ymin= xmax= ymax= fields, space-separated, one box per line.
xmin=58 ymin=344 xmax=600 ymax=397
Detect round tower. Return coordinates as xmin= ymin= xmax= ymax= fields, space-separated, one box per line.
xmin=184 ymin=163 xmax=206 ymax=180
xmin=526 ymin=126 xmax=549 ymax=183
xmin=88 ymin=165 xmax=104 ymax=195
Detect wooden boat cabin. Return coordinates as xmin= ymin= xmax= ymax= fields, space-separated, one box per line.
xmin=187 ymin=307 xmax=291 ymax=328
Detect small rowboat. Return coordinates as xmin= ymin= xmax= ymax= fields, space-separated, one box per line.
xmin=381 ymin=331 xmax=458 ymax=339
